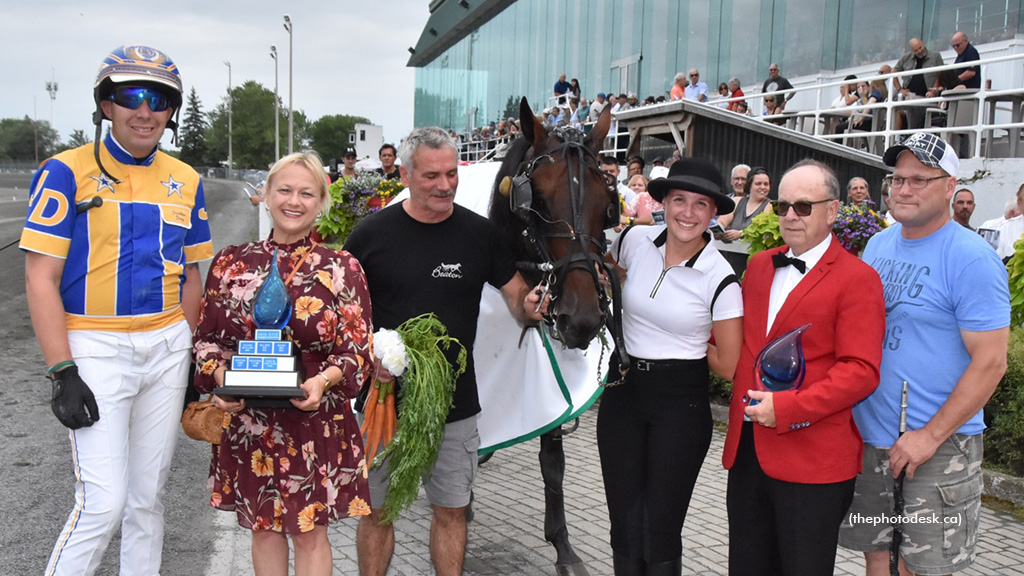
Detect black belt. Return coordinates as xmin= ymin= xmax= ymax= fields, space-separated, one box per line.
xmin=628 ymin=356 xmax=706 ymax=372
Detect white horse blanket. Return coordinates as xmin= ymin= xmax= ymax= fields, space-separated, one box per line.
xmin=391 ymin=162 xmax=607 ymax=453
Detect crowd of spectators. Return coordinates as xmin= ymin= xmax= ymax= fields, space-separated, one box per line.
xmin=455 ymin=30 xmax=985 ymax=162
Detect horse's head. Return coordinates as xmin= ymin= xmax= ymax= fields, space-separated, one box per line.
xmin=490 ymin=97 xmax=614 ymax=349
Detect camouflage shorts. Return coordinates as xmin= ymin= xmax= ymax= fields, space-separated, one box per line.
xmin=838 ymin=434 xmax=983 ymax=575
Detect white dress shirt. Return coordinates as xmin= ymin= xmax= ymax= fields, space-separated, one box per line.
xmin=766 ymin=234 xmax=832 ymax=335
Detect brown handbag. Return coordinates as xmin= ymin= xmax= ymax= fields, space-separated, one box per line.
xmin=181 ymin=396 xmax=226 ymax=444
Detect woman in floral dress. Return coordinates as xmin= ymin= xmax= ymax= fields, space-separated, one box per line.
xmin=194 ymin=151 xmax=373 ymax=575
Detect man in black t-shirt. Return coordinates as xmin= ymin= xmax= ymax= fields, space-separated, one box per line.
xmin=346 ymin=126 xmax=544 ymax=576
xmin=374 ymin=143 xmax=400 ymax=180
xmin=761 ymin=63 xmax=795 ymax=111
xmin=893 ymin=38 xmax=945 ymax=129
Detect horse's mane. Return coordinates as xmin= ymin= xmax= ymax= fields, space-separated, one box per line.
xmin=487 ymin=134 xmax=540 ymax=281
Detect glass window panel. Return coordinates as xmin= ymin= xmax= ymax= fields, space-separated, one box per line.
xmin=773 ymin=0 xmax=827 ymax=78
xmin=836 ymin=0 xmax=909 ymax=69
xmin=923 ymin=0 xmax=1019 ymax=47
xmin=720 ymin=0 xmax=763 ymax=90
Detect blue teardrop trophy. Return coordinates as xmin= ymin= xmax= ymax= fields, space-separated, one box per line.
xmin=748 ymin=324 xmax=811 ymax=406
xmin=214 ymin=250 xmax=306 ymax=399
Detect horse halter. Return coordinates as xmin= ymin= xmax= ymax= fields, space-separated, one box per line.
xmin=498 ymin=127 xmax=628 ymax=373
xmin=499 ymin=126 xmax=617 ymax=306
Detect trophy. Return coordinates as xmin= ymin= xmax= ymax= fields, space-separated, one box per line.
xmin=749 ymin=324 xmax=811 ymax=406
xmin=214 ymin=250 xmax=305 ymax=399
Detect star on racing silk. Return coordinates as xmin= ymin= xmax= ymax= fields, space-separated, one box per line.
xmin=90 ymin=174 xmax=116 ymax=194
xmin=162 ymin=174 xmax=185 ymax=198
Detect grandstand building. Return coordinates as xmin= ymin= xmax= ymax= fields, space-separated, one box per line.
xmin=408 ymin=0 xmax=1024 ymax=132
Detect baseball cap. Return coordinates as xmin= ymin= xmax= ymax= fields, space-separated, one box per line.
xmin=882 ymin=132 xmax=959 ymax=177
xmin=343 ymin=148 xmax=357 ymax=158
xmin=597 ymin=92 xmax=606 ymax=99
xmin=649 ymin=166 xmax=670 ymax=180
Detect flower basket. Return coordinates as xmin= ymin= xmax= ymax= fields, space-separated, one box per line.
xmin=832 ymin=202 xmax=887 ymax=255
xmin=316 ymin=173 xmax=404 ymax=247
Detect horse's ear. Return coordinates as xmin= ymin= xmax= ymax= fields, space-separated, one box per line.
xmin=587 ymin=103 xmax=612 ymax=152
xmin=520 ymin=96 xmax=547 ymax=150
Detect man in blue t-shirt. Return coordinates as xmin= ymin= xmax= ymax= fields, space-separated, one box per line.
xmin=839 ymin=132 xmax=1009 ymax=576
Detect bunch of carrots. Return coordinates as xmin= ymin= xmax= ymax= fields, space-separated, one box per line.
xmin=360 ymin=379 xmax=397 ymax=470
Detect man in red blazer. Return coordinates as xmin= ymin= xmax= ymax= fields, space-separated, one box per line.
xmin=722 ymin=160 xmax=885 ymax=576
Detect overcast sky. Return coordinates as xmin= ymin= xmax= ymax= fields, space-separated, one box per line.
xmin=1 ymin=0 xmax=431 ymax=151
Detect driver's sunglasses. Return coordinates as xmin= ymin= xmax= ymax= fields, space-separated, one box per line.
xmin=772 ymin=199 xmax=832 ymax=217
xmin=108 ymin=86 xmax=171 ymax=112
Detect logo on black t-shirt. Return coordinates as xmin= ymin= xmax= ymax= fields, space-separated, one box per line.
xmin=432 ymin=262 xmax=463 ymax=279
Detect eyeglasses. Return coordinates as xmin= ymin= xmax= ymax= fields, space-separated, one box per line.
xmin=884 ymin=175 xmax=949 ymax=189
xmin=108 ymin=86 xmax=172 ymax=112
xmin=773 ymin=199 xmax=832 ymax=217
xmin=689 ymin=73 xmax=699 ymax=77
xmin=951 ymin=40 xmax=965 ymax=48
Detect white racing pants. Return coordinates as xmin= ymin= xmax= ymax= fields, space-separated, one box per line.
xmin=46 ymin=321 xmax=191 ymax=576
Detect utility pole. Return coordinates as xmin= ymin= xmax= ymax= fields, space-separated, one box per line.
xmin=224 ymin=61 xmax=232 ymax=176
xmin=45 ymin=68 xmax=58 ymax=131
xmin=284 ymin=14 xmax=294 ymax=154
xmin=271 ymin=45 xmax=280 ymax=161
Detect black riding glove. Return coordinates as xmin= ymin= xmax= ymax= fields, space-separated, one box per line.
xmin=50 ymin=365 xmax=100 ymax=430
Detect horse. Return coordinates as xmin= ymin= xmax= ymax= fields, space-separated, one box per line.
xmin=489 ymin=97 xmax=618 ymax=350
xmin=486 ymin=97 xmax=622 ymax=576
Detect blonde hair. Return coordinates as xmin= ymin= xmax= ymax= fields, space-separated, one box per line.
xmin=627 ymin=174 xmax=648 ymax=191
xmin=266 ymin=151 xmax=331 ymax=214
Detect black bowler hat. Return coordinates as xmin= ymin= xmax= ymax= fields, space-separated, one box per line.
xmin=647 ymin=157 xmax=735 ymax=215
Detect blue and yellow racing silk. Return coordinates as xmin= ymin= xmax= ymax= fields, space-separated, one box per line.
xmin=20 ymin=134 xmax=214 ymax=332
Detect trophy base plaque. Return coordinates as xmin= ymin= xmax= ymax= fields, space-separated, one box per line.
xmin=213 ymin=329 xmax=306 ymax=400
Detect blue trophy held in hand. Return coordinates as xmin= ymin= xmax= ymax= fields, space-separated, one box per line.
xmin=214 ymin=250 xmax=305 ymax=400
xmin=749 ymin=323 xmax=811 ymax=406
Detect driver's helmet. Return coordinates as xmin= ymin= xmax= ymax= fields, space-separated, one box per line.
xmin=93 ymin=45 xmax=183 ymax=121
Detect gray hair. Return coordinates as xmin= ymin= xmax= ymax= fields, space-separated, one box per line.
xmin=398 ymin=126 xmax=457 ymax=171
xmin=846 ymin=176 xmax=868 ymax=191
xmin=728 ymin=77 xmax=740 ymax=88
xmin=674 ymin=72 xmax=686 ymax=84
xmin=784 ymin=159 xmax=840 ymax=200
xmin=731 ymin=164 xmax=751 ymax=179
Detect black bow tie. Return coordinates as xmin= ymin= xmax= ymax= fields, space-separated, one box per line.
xmin=772 ymin=252 xmax=806 ymax=274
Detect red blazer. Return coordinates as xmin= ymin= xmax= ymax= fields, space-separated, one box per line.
xmin=722 ymin=238 xmax=884 ymax=484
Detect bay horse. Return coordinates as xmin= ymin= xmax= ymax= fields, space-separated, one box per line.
xmin=486 ymin=98 xmax=624 ymax=576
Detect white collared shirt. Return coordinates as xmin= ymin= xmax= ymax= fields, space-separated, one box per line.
xmin=766 ymin=234 xmax=832 ymax=335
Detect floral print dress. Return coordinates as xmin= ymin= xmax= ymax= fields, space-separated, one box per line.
xmin=193 ymin=235 xmax=373 ymax=533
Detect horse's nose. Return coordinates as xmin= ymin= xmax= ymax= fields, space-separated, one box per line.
xmin=555 ymin=312 xmax=604 ymax=350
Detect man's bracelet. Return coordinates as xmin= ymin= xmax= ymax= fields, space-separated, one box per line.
xmin=47 ymin=360 xmax=76 ymax=376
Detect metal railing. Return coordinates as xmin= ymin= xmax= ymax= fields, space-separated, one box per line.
xmin=749 ymin=51 xmax=1024 ymax=158
xmin=455 ymin=50 xmax=1024 ymax=164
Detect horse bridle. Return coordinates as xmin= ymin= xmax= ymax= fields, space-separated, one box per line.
xmin=500 ymin=126 xmax=629 ymax=377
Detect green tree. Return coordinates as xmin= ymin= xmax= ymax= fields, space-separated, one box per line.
xmin=66 ymin=129 xmax=91 ymax=149
xmin=500 ymin=95 xmax=521 ymax=124
xmin=178 ymin=87 xmax=209 ymax=167
xmin=308 ymin=114 xmax=370 ymax=163
xmin=0 ymin=116 xmax=60 ymax=162
xmin=206 ymin=80 xmax=290 ymax=169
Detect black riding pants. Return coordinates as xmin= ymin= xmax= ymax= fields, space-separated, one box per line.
xmin=597 ymin=357 xmax=712 ymax=563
